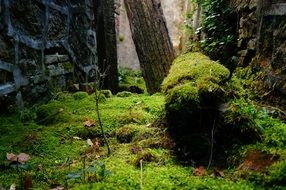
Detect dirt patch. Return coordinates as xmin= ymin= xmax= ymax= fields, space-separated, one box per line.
xmin=238 ymin=150 xmax=280 ymax=172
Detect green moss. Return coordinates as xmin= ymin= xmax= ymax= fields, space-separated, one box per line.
xmin=263 ymin=118 xmax=286 ymax=148
xmin=36 ymin=100 xmax=71 ymax=125
xmin=133 ymin=149 xmax=160 ymax=167
xmin=116 ymin=91 xmax=133 ymax=97
xmin=162 ymin=52 xmax=229 ymax=92
xmin=118 ymin=35 xmax=125 ymax=42
xmin=61 ymin=61 xmax=73 ymax=70
xmin=116 ymin=124 xmax=156 ymax=143
xmin=165 ymin=82 xmax=199 ymax=111
xmin=162 ymin=52 xmax=229 ymax=113
xmin=223 ymin=98 xmax=264 ymax=139
xmin=100 ymin=90 xmax=113 ymax=98
xmin=266 ymin=160 xmax=286 ymax=186
xmin=118 ymin=67 xmax=146 ymax=92
xmin=2 ymin=82 xmax=286 ymax=189
xmin=73 ymin=91 xmax=89 ymax=100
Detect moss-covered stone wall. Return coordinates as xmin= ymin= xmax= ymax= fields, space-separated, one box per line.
xmin=0 ymin=0 xmax=98 ymax=107
xmin=230 ymin=0 xmax=286 ymax=104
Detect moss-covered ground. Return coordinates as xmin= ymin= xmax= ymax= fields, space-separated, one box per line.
xmin=0 ymin=59 xmax=286 ymax=190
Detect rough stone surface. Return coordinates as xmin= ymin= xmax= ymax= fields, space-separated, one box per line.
xmin=231 ymin=0 xmax=286 ymax=99
xmin=0 ymin=0 xmax=98 ymax=105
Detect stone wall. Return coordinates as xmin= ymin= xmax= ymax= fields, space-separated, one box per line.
xmin=231 ymin=0 xmax=286 ymax=99
xmin=0 ymin=0 xmax=98 ymax=107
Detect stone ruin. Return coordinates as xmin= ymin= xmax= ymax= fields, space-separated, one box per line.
xmin=233 ymin=0 xmax=286 ymax=99
xmin=0 ymin=0 xmax=98 ymax=108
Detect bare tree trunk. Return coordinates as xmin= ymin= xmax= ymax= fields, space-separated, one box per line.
xmin=124 ymin=0 xmax=175 ymax=94
xmin=95 ymin=0 xmax=119 ymax=94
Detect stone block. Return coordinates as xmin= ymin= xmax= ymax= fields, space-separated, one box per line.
xmin=238 ymin=50 xmax=248 ymax=57
xmin=247 ymin=39 xmax=257 ymax=50
xmin=45 ymin=54 xmax=69 ymax=65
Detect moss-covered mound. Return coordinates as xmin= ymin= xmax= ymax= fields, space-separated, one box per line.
xmin=116 ymin=124 xmax=157 ymax=143
xmin=162 ymin=52 xmax=230 ymax=163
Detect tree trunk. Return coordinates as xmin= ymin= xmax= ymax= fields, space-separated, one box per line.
xmin=124 ymin=0 xmax=175 ymax=94
xmin=94 ymin=0 xmax=119 ymax=94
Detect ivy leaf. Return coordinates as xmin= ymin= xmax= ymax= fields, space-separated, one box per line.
xmin=19 ymin=164 xmax=32 ymax=171
xmin=104 ymin=170 xmax=112 ymax=176
xmin=67 ymin=171 xmax=82 ymax=179
xmin=86 ymin=166 xmax=97 ymax=173
xmin=0 ymin=145 xmax=5 ymax=152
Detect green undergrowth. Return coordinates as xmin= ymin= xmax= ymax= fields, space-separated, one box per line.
xmin=1 ymin=90 xmax=285 ymax=189
xmin=1 ymin=54 xmax=286 ymax=189
xmin=0 ymin=92 xmax=165 ymax=189
xmin=74 ymin=144 xmax=257 ymax=190
xmin=118 ymin=67 xmax=146 ymax=93
xmin=161 ymin=52 xmax=231 ymax=163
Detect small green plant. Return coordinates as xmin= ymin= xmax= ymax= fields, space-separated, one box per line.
xmin=19 ymin=107 xmax=37 ymax=122
xmin=66 ymin=160 xmax=111 ymax=186
xmin=224 ymin=98 xmax=267 ymax=138
xmin=266 ymin=160 xmax=286 ymax=187
xmin=119 ymin=35 xmax=125 ymax=42
xmin=193 ymin=0 xmax=237 ymax=65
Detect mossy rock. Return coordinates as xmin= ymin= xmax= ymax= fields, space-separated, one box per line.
xmin=116 ymin=91 xmax=133 ymax=97
xmin=165 ymin=82 xmax=199 ymax=112
xmin=100 ymin=90 xmax=113 ymax=98
xmin=36 ymin=101 xmax=71 ymax=125
xmin=162 ymin=52 xmax=230 ymax=163
xmin=133 ymin=149 xmax=159 ymax=167
xmin=163 ymin=52 xmax=229 ymax=117
xmin=72 ymin=91 xmax=89 ymax=100
xmin=90 ymin=91 xmax=107 ymax=102
xmin=118 ymin=85 xmax=144 ymax=94
xmin=162 ymin=52 xmax=229 ymax=94
xmin=116 ymin=124 xmax=156 ymax=143
xmin=162 ymin=52 xmax=229 ymax=128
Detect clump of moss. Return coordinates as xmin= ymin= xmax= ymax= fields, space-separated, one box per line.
xmin=72 ymin=91 xmax=89 ymax=100
xmin=165 ymin=82 xmax=199 ymax=112
xmin=162 ymin=52 xmax=229 ymax=114
xmin=100 ymin=90 xmax=113 ymax=98
xmin=162 ymin=52 xmax=230 ymax=163
xmin=116 ymin=124 xmax=156 ymax=143
xmin=162 ymin=52 xmax=229 ymax=92
xmin=116 ymin=91 xmax=133 ymax=97
xmin=133 ymin=149 xmax=159 ymax=167
xmin=222 ymin=98 xmax=264 ymax=143
xmin=138 ymin=135 xmax=175 ymax=149
xmin=117 ymin=110 xmax=147 ymax=125
xmin=118 ymin=67 xmax=146 ymax=92
xmin=261 ymin=116 xmax=286 ymax=148
xmin=91 ymin=91 xmax=107 ymax=102
xmin=265 ymin=160 xmax=286 ymax=187
xmin=36 ymin=101 xmax=71 ymax=125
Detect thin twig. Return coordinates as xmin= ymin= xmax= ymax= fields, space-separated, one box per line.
xmin=95 ymin=91 xmax=111 ymax=155
xmin=94 ymin=62 xmax=111 ymax=156
xmin=140 ymin=159 xmax=143 ymax=189
xmin=207 ymin=117 xmax=216 ymax=169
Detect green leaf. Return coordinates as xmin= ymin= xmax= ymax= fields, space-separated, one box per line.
xmin=86 ymin=166 xmax=97 ymax=173
xmin=67 ymin=171 xmax=82 ymax=179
